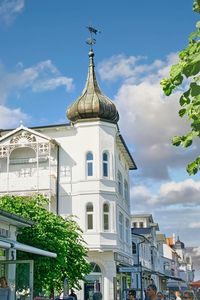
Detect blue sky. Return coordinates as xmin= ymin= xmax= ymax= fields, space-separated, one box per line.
xmin=0 ymin=0 xmax=200 ymax=274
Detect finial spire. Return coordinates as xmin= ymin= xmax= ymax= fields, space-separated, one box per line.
xmin=86 ymin=26 xmax=101 ymax=51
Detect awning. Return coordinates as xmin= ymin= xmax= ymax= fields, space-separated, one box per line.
xmin=0 ymin=239 xmax=57 ymax=258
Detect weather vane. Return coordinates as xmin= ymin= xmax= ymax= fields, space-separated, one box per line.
xmin=86 ymin=26 xmax=101 ymax=50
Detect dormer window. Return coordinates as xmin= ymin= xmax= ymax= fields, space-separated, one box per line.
xmin=103 ymin=152 xmax=109 ymax=177
xmin=86 ymin=152 xmax=93 ymax=177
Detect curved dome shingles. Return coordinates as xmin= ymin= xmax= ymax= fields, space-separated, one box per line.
xmin=67 ymin=50 xmax=119 ymax=124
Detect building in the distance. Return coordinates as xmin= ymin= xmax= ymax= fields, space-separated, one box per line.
xmin=0 ymin=43 xmax=137 ymax=300
xmin=130 ymin=214 xmax=194 ymax=294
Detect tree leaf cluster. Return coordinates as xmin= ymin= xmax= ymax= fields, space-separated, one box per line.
xmin=0 ymin=195 xmax=91 ymax=297
xmin=160 ymin=1 xmax=200 ymax=175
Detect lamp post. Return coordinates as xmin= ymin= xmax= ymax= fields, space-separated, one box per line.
xmin=137 ymin=239 xmax=145 ymax=300
xmin=132 ymin=233 xmax=150 ymax=300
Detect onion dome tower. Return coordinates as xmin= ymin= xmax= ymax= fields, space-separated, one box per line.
xmin=67 ymin=27 xmax=119 ymax=124
xmin=174 ymin=236 xmax=185 ymax=249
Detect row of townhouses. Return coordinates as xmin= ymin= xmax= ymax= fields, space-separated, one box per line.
xmin=0 ymin=43 xmax=194 ymax=300
xmin=131 ymin=214 xmax=194 ymax=299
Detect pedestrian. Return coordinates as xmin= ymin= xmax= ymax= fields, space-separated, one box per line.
xmin=93 ymin=291 xmax=102 ymax=300
xmin=175 ymin=290 xmax=181 ymax=300
xmin=69 ymin=289 xmax=77 ymax=300
xmin=146 ymin=284 xmax=157 ymax=300
xmin=0 ymin=276 xmax=11 ymax=300
xmin=182 ymin=290 xmax=194 ymax=300
xmin=128 ymin=289 xmax=137 ymax=300
xmin=157 ymin=292 xmax=164 ymax=300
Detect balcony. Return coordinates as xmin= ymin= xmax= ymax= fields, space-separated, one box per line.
xmin=0 ymin=174 xmax=57 ymax=197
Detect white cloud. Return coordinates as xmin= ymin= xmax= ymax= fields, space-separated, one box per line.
xmin=0 ymin=105 xmax=28 ymax=128
xmin=0 ymin=60 xmax=74 ymax=104
xmin=0 ymin=0 xmax=25 ymax=25
xmin=0 ymin=59 xmax=73 ymax=128
xmin=32 ymin=77 xmax=73 ymax=92
xmin=189 ymin=222 xmax=200 ymax=229
xmin=98 ymin=55 xmax=145 ymax=81
xmin=98 ymin=53 xmax=198 ymax=180
xmin=130 ymin=179 xmax=200 ymax=211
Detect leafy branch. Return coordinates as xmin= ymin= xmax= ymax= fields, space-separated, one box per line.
xmin=160 ymin=0 xmax=200 ymax=175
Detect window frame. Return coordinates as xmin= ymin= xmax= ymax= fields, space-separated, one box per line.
xmin=118 ymin=171 xmax=123 ymax=196
xmin=102 ymin=151 xmax=109 ymax=178
xmin=119 ymin=212 xmax=124 ymax=241
xmin=124 ymin=180 xmax=129 ymax=203
xmin=86 ymin=151 xmax=94 ymax=177
xmin=86 ymin=202 xmax=94 ymax=230
xmin=132 ymin=242 xmax=137 ymax=254
xmin=103 ymin=202 xmax=109 ymax=231
xmin=125 ymin=218 xmax=130 ymax=244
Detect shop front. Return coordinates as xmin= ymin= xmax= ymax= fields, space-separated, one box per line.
xmin=115 ymin=252 xmax=133 ymax=300
xmin=0 ymin=209 xmax=57 ymax=300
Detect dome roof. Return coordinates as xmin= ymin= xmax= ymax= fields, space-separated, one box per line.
xmin=66 ymin=50 xmax=119 ymax=124
xmin=174 ymin=237 xmax=185 ymax=249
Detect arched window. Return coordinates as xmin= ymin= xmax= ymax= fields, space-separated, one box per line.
xmin=103 ymin=203 xmax=109 ymax=230
xmin=132 ymin=242 xmax=137 ymax=254
xmin=124 ymin=180 xmax=129 ymax=203
xmin=86 ymin=152 xmax=93 ymax=177
xmin=90 ymin=262 xmax=101 ymax=273
xmin=86 ymin=203 xmax=93 ymax=230
xmin=103 ymin=152 xmax=109 ymax=177
xmin=119 ymin=212 xmax=124 ymax=240
xmin=118 ymin=171 xmax=123 ymax=196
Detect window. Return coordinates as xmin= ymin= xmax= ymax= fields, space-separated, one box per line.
xmin=132 ymin=222 xmax=137 ymax=228
xmin=118 ymin=171 xmax=123 ymax=196
xmin=86 ymin=152 xmax=93 ymax=177
xmin=119 ymin=212 xmax=124 ymax=240
xmin=132 ymin=242 xmax=137 ymax=254
xmin=125 ymin=218 xmax=130 ymax=243
xmin=103 ymin=203 xmax=109 ymax=230
xmin=86 ymin=203 xmax=93 ymax=230
xmin=103 ymin=152 xmax=109 ymax=177
xmin=139 ymin=222 xmax=144 ymax=228
xmin=124 ymin=180 xmax=129 ymax=202
xmin=90 ymin=262 xmax=101 ymax=273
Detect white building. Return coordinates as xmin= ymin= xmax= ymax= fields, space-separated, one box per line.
xmin=0 ymin=47 xmax=137 ymax=300
xmin=131 ymin=214 xmax=160 ymax=294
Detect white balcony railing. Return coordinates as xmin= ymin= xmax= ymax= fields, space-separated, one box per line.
xmin=0 ymin=174 xmax=57 ymax=196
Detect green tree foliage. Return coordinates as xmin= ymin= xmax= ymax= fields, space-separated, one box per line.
xmin=0 ymin=195 xmax=91 ymax=297
xmin=161 ymin=0 xmax=200 ymax=175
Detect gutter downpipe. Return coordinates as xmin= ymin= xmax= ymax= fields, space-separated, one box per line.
xmin=56 ymin=144 xmax=60 ymax=215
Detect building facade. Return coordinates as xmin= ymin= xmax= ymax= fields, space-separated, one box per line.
xmin=0 ymin=47 xmax=137 ymax=300
xmin=131 ymin=214 xmax=194 ymax=295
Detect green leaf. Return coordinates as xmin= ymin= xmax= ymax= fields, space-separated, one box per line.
xmin=170 ymin=64 xmax=183 ymax=81
xmin=172 ymin=136 xmax=182 ymax=146
xmin=179 ymin=95 xmax=190 ymax=106
xmin=182 ymin=137 xmax=193 ymax=147
xmin=179 ymin=108 xmax=187 ymax=117
xmin=187 ymin=161 xmax=199 ymax=175
xmin=190 ymin=82 xmax=200 ymax=96
xmin=193 ymin=0 xmax=200 ymax=13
